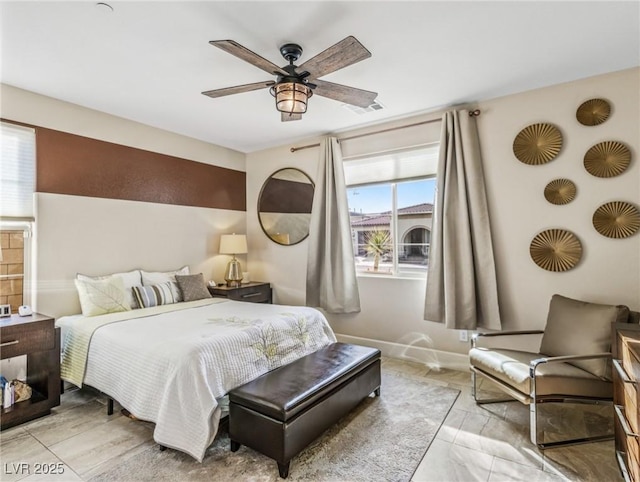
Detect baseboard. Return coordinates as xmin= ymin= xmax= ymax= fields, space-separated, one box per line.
xmin=334 ymin=333 xmax=470 ymax=372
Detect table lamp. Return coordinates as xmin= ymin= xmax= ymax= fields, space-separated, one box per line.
xmin=219 ymin=234 xmax=248 ymax=287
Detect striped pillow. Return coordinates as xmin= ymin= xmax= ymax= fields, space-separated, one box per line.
xmin=132 ymin=282 xmax=176 ymax=308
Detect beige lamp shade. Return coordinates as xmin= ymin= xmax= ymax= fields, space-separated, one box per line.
xmin=219 ymin=234 xmax=248 ymax=255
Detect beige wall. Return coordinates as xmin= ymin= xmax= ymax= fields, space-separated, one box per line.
xmin=480 ymin=67 xmax=640 ymax=331
xmin=246 ymin=68 xmax=640 ymax=362
xmin=1 ymin=84 xmax=247 ymax=317
xmin=2 ymin=68 xmax=638 ymax=360
xmin=1 ymin=84 xmax=244 ymax=170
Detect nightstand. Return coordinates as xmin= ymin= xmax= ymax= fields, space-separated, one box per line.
xmin=1 ymin=313 xmax=60 ymax=430
xmin=208 ymin=281 xmax=272 ymax=304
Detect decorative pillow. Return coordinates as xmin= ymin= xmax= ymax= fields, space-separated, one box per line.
xmin=141 ymin=266 xmax=190 ymax=302
xmin=77 ymin=270 xmax=142 ymax=310
xmin=132 ymin=282 xmax=177 ymax=309
xmin=539 ymin=294 xmax=630 ymax=379
xmin=75 ymin=276 xmax=132 ymax=317
xmin=175 ymin=273 xmax=212 ymax=302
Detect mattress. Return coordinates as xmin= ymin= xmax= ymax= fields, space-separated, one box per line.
xmin=56 ymin=299 xmax=337 ymax=461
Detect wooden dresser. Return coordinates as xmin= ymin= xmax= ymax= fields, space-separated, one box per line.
xmin=613 ymin=323 xmax=640 ymax=482
xmin=0 ymin=313 xmax=60 ymax=430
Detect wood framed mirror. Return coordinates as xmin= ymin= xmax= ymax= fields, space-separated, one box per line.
xmin=258 ymin=168 xmax=314 ymax=246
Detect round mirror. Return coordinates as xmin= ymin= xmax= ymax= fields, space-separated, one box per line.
xmin=258 ymin=168 xmax=314 ymax=246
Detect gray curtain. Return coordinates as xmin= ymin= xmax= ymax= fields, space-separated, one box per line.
xmin=306 ymin=137 xmax=361 ymax=314
xmin=424 ymin=110 xmax=501 ymax=330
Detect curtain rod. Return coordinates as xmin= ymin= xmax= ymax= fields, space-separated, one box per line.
xmin=290 ymin=109 xmax=481 ymax=153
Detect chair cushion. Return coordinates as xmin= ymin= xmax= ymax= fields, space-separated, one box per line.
xmin=539 ymin=294 xmax=629 ymax=379
xmin=470 ymin=347 xmax=612 ymax=399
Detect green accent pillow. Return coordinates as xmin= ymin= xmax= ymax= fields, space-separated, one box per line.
xmin=75 ymin=276 xmax=132 ymax=317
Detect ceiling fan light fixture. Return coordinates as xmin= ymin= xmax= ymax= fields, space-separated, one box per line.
xmin=271 ymin=81 xmax=312 ymax=115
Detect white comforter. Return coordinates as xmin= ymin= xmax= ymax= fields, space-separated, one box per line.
xmin=56 ymin=299 xmax=336 ymax=461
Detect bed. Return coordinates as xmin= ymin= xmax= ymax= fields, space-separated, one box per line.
xmin=56 ymin=298 xmax=337 ymax=462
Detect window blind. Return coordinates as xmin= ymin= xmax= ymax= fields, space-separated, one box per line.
xmin=343 ymin=143 xmax=439 ymax=187
xmin=0 ymin=122 xmax=36 ymax=219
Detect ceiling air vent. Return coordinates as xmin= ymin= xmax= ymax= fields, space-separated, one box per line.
xmin=342 ymin=100 xmax=385 ymax=115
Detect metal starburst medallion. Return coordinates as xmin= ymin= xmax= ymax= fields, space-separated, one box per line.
xmin=513 ymin=123 xmax=563 ymax=165
xmin=544 ymin=179 xmax=576 ymax=205
xmin=529 ymin=229 xmax=582 ymax=272
xmin=576 ymin=98 xmax=611 ymax=126
xmin=593 ymin=201 xmax=640 ymax=239
xmin=584 ymin=141 xmax=631 ymax=178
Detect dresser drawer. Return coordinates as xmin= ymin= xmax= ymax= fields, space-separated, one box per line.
xmin=1 ymin=318 xmax=55 ymax=358
xmin=227 ymin=284 xmax=271 ymax=303
xmin=620 ymin=337 xmax=640 ymax=382
xmin=616 ymin=405 xmax=640 ymax=481
xmin=614 ymin=359 xmax=640 ymax=435
xmin=208 ymin=282 xmax=272 ymax=304
xmin=632 ymin=443 xmax=640 ymax=482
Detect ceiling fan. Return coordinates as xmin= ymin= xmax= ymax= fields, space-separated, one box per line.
xmin=201 ymin=36 xmax=378 ymax=122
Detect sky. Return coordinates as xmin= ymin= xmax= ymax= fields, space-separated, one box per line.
xmin=347 ymin=178 xmax=436 ymax=214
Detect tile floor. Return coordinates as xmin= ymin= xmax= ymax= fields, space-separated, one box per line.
xmin=0 ymin=357 xmax=623 ymax=481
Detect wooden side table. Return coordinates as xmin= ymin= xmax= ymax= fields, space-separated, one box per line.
xmin=0 ymin=313 xmax=60 ymax=430
xmin=208 ymin=281 xmax=272 ymax=304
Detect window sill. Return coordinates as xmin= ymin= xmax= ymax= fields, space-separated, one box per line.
xmin=356 ymin=272 xmax=426 ymax=281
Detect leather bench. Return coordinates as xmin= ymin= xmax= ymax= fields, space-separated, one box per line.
xmin=228 ymin=342 xmax=381 ymax=478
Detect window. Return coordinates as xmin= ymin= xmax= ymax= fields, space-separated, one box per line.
xmin=1 ymin=121 xmax=36 ymax=311
xmin=345 ymin=145 xmax=438 ymax=277
xmin=1 ymin=122 xmax=36 ymax=219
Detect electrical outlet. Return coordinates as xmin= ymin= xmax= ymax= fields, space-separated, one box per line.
xmin=458 ymin=330 xmax=468 ymax=342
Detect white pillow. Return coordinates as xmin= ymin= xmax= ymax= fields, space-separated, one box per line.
xmin=75 ymin=276 xmax=132 ymax=317
xmin=77 ymin=270 xmax=142 ymax=310
xmin=141 ymin=266 xmax=189 ymax=302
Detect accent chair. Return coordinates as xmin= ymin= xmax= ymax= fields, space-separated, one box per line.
xmin=469 ymin=294 xmax=640 ymax=449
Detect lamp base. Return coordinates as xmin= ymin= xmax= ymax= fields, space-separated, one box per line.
xmin=224 ymin=257 xmax=243 ymax=287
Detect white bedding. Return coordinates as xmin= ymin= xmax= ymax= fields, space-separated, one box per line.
xmin=56 ymin=299 xmax=337 ymax=461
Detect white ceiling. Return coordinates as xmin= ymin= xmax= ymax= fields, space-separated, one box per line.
xmin=1 ymin=1 xmax=639 ymax=153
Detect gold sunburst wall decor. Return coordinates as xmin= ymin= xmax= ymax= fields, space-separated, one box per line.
xmin=592 ymin=201 xmax=640 ymax=239
xmin=584 ymin=141 xmax=631 ymax=178
xmin=544 ymin=179 xmax=577 ymax=205
xmin=529 ymin=229 xmax=582 ymax=272
xmin=576 ymin=98 xmax=611 ymax=126
xmin=513 ymin=123 xmax=563 ymax=165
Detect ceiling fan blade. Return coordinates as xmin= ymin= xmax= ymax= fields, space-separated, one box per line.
xmin=297 ymin=36 xmax=371 ymax=81
xmin=210 ymin=40 xmax=288 ymax=76
xmin=312 ymin=79 xmax=377 ymax=108
xmin=281 ymin=112 xmax=302 ymax=122
xmin=202 ymin=81 xmax=275 ymax=98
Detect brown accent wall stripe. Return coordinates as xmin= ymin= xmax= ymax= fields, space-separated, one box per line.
xmin=35 ymin=127 xmax=246 ymax=211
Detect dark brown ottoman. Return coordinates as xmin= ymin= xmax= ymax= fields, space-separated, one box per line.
xmin=228 ymin=342 xmax=381 ymax=478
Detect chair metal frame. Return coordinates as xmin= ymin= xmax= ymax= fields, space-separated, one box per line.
xmin=470 ymin=331 xmax=614 ymax=449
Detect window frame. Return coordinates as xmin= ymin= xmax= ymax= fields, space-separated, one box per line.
xmin=348 ymin=175 xmax=436 ymax=279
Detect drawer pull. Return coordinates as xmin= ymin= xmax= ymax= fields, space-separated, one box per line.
xmin=616 ymin=450 xmax=632 ymax=482
xmin=613 ymin=359 xmax=636 ymax=384
xmin=241 ymin=293 xmax=263 ymax=299
xmin=615 ymin=405 xmax=639 ymax=439
xmin=0 ymin=340 xmax=19 ymax=348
